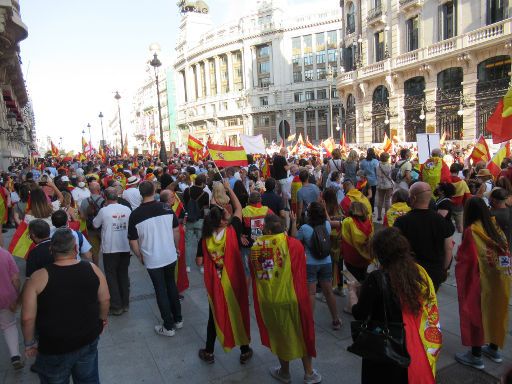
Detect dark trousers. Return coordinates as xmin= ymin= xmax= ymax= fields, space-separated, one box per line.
xmin=147 ymin=262 xmax=182 ymax=331
xmin=205 ymin=306 xmax=250 ymax=354
xmin=369 ymin=185 xmax=377 ymax=213
xmin=345 ymin=262 xmax=367 ymax=283
xmin=103 ymin=252 xmax=131 ymax=310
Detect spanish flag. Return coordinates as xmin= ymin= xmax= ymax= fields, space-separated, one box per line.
xmin=383 ymin=202 xmax=411 ymax=227
xmin=382 ymin=132 xmax=392 ymax=153
xmin=290 ymin=175 xmax=302 ymax=214
xmin=341 ymin=216 xmax=373 ymax=268
xmin=208 ymin=143 xmax=248 ymax=168
xmin=420 ymin=157 xmax=451 ymax=192
xmin=51 ymin=141 xmax=59 ymax=157
xmin=261 ymin=157 xmax=271 ymax=179
xmin=486 ymin=88 xmax=512 ymax=144
xmin=470 ymin=135 xmax=491 ymax=164
xmin=322 ymin=138 xmax=335 ymax=157
xmin=341 ymin=189 xmax=372 ymax=219
xmin=8 ymin=221 xmax=34 ymax=258
xmin=340 ymin=131 xmax=347 ymax=149
xmin=202 ymin=226 xmax=250 ymax=351
xmin=487 ymin=141 xmax=510 ymax=178
xmin=455 ymin=220 xmax=510 ymax=348
xmin=187 ymin=135 xmax=204 ymax=162
xmin=250 ymin=233 xmax=316 ymax=360
xmin=0 ymin=186 xmax=8 ymax=225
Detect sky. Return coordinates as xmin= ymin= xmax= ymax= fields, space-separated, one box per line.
xmin=20 ymin=0 xmax=323 ymax=152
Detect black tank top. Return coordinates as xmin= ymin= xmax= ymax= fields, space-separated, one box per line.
xmin=36 ymin=261 xmax=101 ymax=354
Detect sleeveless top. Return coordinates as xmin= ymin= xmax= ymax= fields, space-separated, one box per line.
xmin=36 ymin=261 xmax=101 ymax=354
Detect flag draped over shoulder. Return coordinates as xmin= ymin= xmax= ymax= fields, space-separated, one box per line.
xmin=341 ymin=216 xmax=373 ymax=267
xmin=8 ymin=221 xmax=34 ymax=258
xmin=383 ymin=202 xmax=411 ymax=227
xmin=469 ymin=135 xmax=491 ymax=164
xmin=455 ymin=221 xmax=511 ymax=348
xmin=202 ymin=226 xmax=250 ymax=351
xmin=250 ymin=233 xmax=316 ymax=360
xmin=188 ymin=134 xmax=204 ymax=161
xmin=420 ymin=157 xmax=451 ymax=191
xmin=341 ymin=189 xmax=372 ymax=219
xmin=290 ymin=175 xmax=302 ymax=214
xmin=487 ymin=141 xmax=511 ymax=178
xmin=403 ymin=265 xmax=442 ymax=383
xmin=208 ymin=143 xmax=248 ymax=168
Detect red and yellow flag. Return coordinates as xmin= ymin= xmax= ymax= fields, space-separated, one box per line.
xmin=175 ymin=223 xmax=189 ymax=293
xmin=487 ymin=141 xmax=511 ymax=178
xmin=420 ymin=157 xmax=451 ymax=191
xmin=290 ymin=175 xmax=302 ymax=214
xmin=470 ymin=135 xmax=491 ymax=164
xmin=50 ymin=141 xmax=59 ymax=157
xmin=383 ymin=202 xmax=411 ymax=227
xmin=340 ymin=131 xmax=347 ymax=149
xmin=487 ymin=88 xmax=512 ymax=144
xmin=341 ymin=216 xmax=374 ymax=268
xmin=208 ymin=143 xmax=248 ymax=168
xmin=261 ymin=156 xmax=271 ymax=179
xmin=250 ymin=233 xmax=316 ymax=360
xmin=341 ymin=189 xmax=372 ymax=219
xmin=455 ymin=221 xmax=510 ymax=348
xmin=242 ymin=204 xmax=272 ymax=240
xmin=382 ymin=132 xmax=392 ymax=153
xmin=187 ymin=134 xmax=204 ymax=162
xmin=0 ymin=186 xmax=8 ymax=225
xmin=8 ymin=221 xmax=34 ymax=258
xmin=202 ymin=226 xmax=250 ymax=351
xmin=322 ymin=138 xmax=335 ymax=156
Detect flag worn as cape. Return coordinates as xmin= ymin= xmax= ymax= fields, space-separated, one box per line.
xmin=450 ymin=176 xmax=471 ymax=208
xmin=420 ymin=157 xmax=451 ymax=191
xmin=0 ymin=186 xmax=8 ymax=225
xmin=8 ymin=221 xmax=35 ymax=258
xmin=290 ymin=175 xmax=302 ymax=214
xmin=175 ymin=223 xmax=189 ymax=293
xmin=469 ymin=135 xmax=491 ymax=164
xmin=487 ymin=141 xmax=511 ymax=178
xmin=341 ymin=216 xmax=373 ymax=268
xmin=383 ymin=202 xmax=411 ymax=227
xmin=341 ymin=189 xmax=372 ymax=219
xmin=455 ymin=221 xmax=511 ymax=348
xmin=403 ymin=265 xmax=442 ymax=383
xmin=202 ymin=226 xmax=250 ymax=351
xmin=208 ymin=143 xmax=248 ymax=168
xmin=250 ymin=233 xmax=316 ymax=360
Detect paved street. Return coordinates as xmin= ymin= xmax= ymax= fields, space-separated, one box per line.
xmin=0 ymin=229 xmax=511 ymax=383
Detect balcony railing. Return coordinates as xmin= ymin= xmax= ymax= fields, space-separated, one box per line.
xmin=367 ymin=5 xmax=383 ymax=22
xmin=399 ymin=0 xmax=423 ymax=9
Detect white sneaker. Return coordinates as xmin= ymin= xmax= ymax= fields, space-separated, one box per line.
xmin=154 ymin=325 xmax=175 ymax=337
xmin=200 ymin=267 xmax=204 ymax=274
xmin=304 ymin=369 xmax=322 ymax=384
xmin=186 ymin=266 xmax=191 ymax=273
xmin=175 ymin=321 xmax=184 ymax=329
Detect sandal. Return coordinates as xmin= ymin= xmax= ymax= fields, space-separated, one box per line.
xmin=198 ymin=348 xmax=215 ymax=364
xmin=240 ymin=347 xmax=253 ymax=364
xmin=332 ymin=318 xmax=342 ymax=330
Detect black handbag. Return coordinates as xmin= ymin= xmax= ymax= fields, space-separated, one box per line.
xmin=347 ymin=271 xmax=411 ymax=368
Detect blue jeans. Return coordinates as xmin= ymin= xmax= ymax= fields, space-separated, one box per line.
xmin=147 ymin=262 xmax=182 ymax=330
xmin=34 ymin=337 xmax=99 ymax=384
xmin=185 ymin=219 xmax=203 ymax=268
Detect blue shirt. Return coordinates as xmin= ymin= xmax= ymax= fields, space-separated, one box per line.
xmin=297 ymin=221 xmax=332 ymax=265
xmin=359 ymin=159 xmax=379 ymax=186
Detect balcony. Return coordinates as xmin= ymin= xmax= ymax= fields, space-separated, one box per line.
xmin=366 ymin=5 xmax=386 ymax=28
xmin=398 ymin=0 xmax=423 ymax=13
xmin=337 ymin=71 xmax=357 ymax=88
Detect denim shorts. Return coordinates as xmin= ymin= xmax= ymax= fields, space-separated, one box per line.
xmin=306 ymin=263 xmax=333 ymax=284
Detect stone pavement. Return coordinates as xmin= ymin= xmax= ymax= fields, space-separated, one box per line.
xmin=0 ymin=228 xmax=511 ymax=384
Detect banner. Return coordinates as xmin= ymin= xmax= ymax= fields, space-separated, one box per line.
xmin=240 ymin=134 xmax=266 ymax=154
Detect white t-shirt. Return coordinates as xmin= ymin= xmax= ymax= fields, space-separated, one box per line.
xmin=72 ymin=187 xmax=91 ymax=208
xmin=49 ymin=227 xmax=92 ymax=260
xmin=122 ymin=187 xmax=142 ymax=210
xmin=93 ymin=203 xmax=131 ymax=254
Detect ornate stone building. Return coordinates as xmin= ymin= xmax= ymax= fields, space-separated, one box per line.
xmin=337 ymin=0 xmax=511 ymax=144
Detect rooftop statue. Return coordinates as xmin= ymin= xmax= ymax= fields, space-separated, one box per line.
xmin=177 ymin=0 xmax=209 ymax=14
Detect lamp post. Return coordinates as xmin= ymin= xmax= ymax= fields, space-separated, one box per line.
xmin=98 ymin=112 xmax=105 ymax=150
xmin=87 ymin=123 xmax=92 ymax=149
xmin=114 ymin=91 xmax=124 ymax=154
xmin=326 ymin=66 xmax=334 ymax=139
xmin=149 ymin=44 xmax=167 ymax=164
xmin=81 ymin=129 xmax=86 ymax=152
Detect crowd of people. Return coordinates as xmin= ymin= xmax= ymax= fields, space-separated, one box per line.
xmin=0 ymin=141 xmax=511 ymax=383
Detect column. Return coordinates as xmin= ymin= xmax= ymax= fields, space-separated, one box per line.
xmin=195 ymin=63 xmax=203 ymax=99
xmin=227 ymin=52 xmax=234 ymax=93
xmin=462 ymin=68 xmax=478 ymax=142
xmin=185 ymin=66 xmax=194 ymax=102
xmin=204 ymin=60 xmax=211 ymax=97
xmin=214 ymin=56 xmax=221 ymax=95
xmin=423 ymin=86 xmax=437 ymax=133
xmin=251 ymin=46 xmax=258 ymax=87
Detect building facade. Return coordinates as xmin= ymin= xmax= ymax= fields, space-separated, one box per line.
xmin=174 ymin=0 xmax=345 ymax=146
xmin=337 ymin=0 xmax=512 ymax=144
xmin=0 ymin=0 xmax=34 ymax=170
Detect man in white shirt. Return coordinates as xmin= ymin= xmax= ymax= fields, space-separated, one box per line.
xmin=122 ymin=176 xmax=142 ymax=210
xmin=93 ymin=188 xmax=132 ymax=316
xmin=71 ymin=177 xmax=91 ymax=207
xmin=50 ymin=210 xmax=92 ymax=261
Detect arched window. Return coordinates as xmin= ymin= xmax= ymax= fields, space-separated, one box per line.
xmin=476 ymin=55 xmax=511 ymax=137
xmin=347 ymin=2 xmax=355 ymax=34
xmin=372 ymin=86 xmax=389 ymax=143
xmin=346 ymin=94 xmax=356 ymax=143
xmin=403 ymin=76 xmax=426 ymax=142
xmin=436 ymin=67 xmax=463 ymax=140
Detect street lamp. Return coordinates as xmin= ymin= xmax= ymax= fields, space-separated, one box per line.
xmin=114 ymin=91 xmax=124 ymax=155
xmin=87 ymin=123 xmax=92 ymax=149
xmin=98 ymin=112 xmax=105 ymax=151
xmin=149 ymin=43 xmax=167 ymax=164
xmin=326 ymin=66 xmax=335 ymax=139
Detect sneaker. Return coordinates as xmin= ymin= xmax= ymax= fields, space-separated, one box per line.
xmin=332 ymin=318 xmax=342 ymax=330
xmin=269 ymin=366 xmax=291 ymax=384
xmin=109 ymin=308 xmax=123 ymax=316
xmin=482 ymin=345 xmax=503 ymax=363
xmin=179 ymin=294 xmax=185 ymax=301
xmin=11 ymin=356 xmax=24 ymax=370
xmin=175 ymin=320 xmax=184 ymax=329
xmin=198 ymin=348 xmax=215 ymax=364
xmin=239 ymin=347 xmax=253 ymax=364
xmin=304 ymin=369 xmax=322 ymax=384
xmin=122 ymin=306 xmax=129 ymax=313
xmin=455 ymin=351 xmax=484 ymax=370
xmin=154 ymin=325 xmax=176 ymax=337
xmin=200 ymin=267 xmax=204 ymax=274
xmin=186 ymin=266 xmax=191 ymax=273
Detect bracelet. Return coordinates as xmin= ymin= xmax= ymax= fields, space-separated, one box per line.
xmin=24 ymin=339 xmax=37 ymax=348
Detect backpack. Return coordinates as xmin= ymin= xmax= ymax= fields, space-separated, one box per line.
xmin=310 ymin=224 xmax=331 ymax=259
xmin=185 ymin=191 xmax=205 ymax=223
xmin=85 ymin=196 xmax=104 ymax=230
xmin=391 ymin=160 xmax=406 ymax=182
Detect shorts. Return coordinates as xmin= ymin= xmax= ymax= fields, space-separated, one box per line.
xmin=306 ymin=263 xmax=332 ymax=284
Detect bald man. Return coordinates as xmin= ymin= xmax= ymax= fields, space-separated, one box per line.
xmin=394 ymin=182 xmax=454 ymax=291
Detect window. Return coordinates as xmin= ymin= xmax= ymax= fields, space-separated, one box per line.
xmin=257 ymin=45 xmax=270 ymax=57
xmin=293 ymin=71 xmax=302 ymax=83
xmin=331 ymin=88 xmax=338 ymax=98
xmin=260 ymin=96 xmax=268 ymax=106
xmin=316 ymin=32 xmax=325 ymax=52
xmin=317 ymin=68 xmax=327 ymax=80
xmin=258 ymin=77 xmax=271 ymax=87
xmin=294 ymin=92 xmax=304 ymax=102
xmin=304 ymin=35 xmax=313 ymax=54
xmin=487 ymin=0 xmax=508 ymax=24
xmin=406 ymin=17 xmax=419 ymax=52
xmin=305 ymin=90 xmax=315 ymax=100
xmin=258 ymin=61 xmax=270 ymax=74
xmin=316 ymin=52 xmax=326 ymax=64
xmin=327 ymin=49 xmax=337 ymax=64
xmin=317 ymin=89 xmax=327 ymax=99
xmin=347 ymin=2 xmax=355 ymax=34
xmin=260 ymin=115 xmax=271 ymax=126
xmin=375 ymin=30 xmax=385 ymax=62
xmin=327 ymin=30 xmax=337 ymax=49
xmin=223 ymin=102 xmax=228 ymax=110
xmin=292 ymin=37 xmax=301 ymax=57
xmin=305 ymin=69 xmax=314 ymax=81
xmin=304 ymin=54 xmax=314 ymax=66
xmin=344 ymin=46 xmax=355 ymax=70
xmin=439 ymin=1 xmax=457 ymax=41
